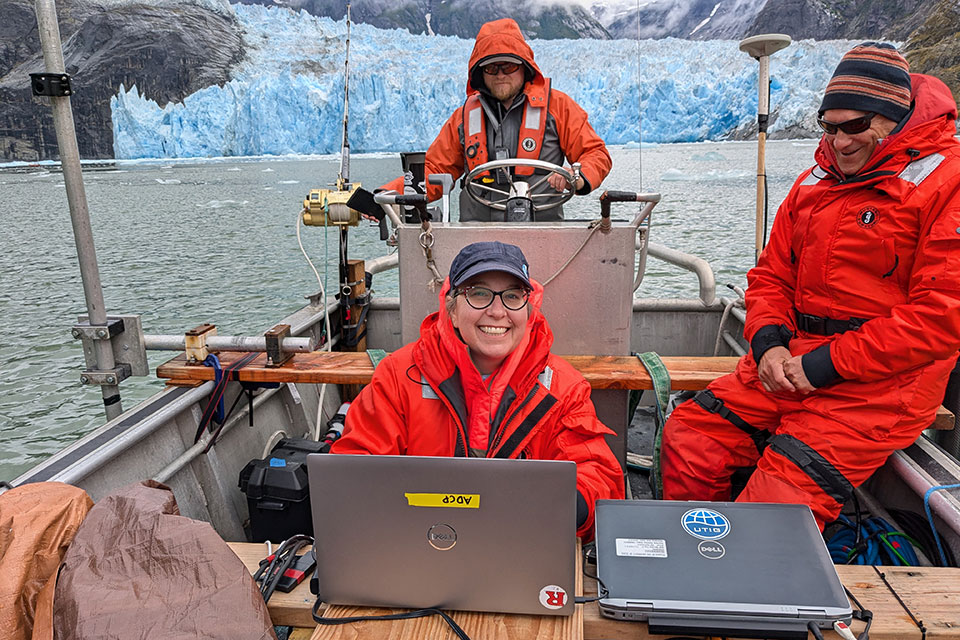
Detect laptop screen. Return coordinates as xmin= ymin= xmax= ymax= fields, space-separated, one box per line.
xmin=307 ymin=454 xmax=578 ymax=616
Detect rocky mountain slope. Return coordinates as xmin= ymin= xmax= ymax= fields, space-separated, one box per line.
xmin=235 ymin=0 xmax=610 ymax=40
xmin=3 ymin=0 xmax=960 ymax=162
xmin=0 ymin=0 xmax=243 ymax=160
xmin=903 ymin=0 xmax=960 ymax=105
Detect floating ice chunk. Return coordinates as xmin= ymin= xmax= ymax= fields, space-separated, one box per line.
xmin=197 ymin=199 xmax=246 ymax=209
xmin=691 ymin=151 xmax=727 ymax=161
xmin=661 ymin=168 xmax=751 ymax=181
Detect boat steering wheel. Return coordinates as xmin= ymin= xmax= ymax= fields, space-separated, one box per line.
xmin=464 ymin=159 xmax=578 ymax=212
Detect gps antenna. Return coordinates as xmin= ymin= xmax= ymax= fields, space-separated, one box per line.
xmin=739 ymin=33 xmax=791 ymax=265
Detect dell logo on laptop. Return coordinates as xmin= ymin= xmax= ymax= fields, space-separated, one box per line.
xmin=681 ymin=508 xmax=731 ymax=540
xmin=427 ymin=523 xmax=458 ymax=550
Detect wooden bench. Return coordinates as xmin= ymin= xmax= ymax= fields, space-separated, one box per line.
xmin=228 ymin=542 xmax=960 ymax=639
xmin=158 ymin=352 xmax=956 ymax=429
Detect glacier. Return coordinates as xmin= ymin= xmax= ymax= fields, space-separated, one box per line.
xmin=111 ymin=3 xmax=858 ymax=159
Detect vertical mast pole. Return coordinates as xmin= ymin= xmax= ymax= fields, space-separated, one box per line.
xmin=35 ymin=0 xmax=123 ymax=419
xmin=337 ymin=5 xmax=351 ymax=352
xmin=337 ymin=3 xmax=351 ymax=187
xmin=738 ymin=34 xmax=791 ymax=266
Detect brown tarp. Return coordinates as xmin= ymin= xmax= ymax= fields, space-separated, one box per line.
xmin=53 ymin=480 xmax=276 ymax=640
xmin=0 ymin=482 xmax=94 ymax=640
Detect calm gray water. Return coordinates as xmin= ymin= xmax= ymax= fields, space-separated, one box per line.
xmin=0 ymin=141 xmax=815 ymax=480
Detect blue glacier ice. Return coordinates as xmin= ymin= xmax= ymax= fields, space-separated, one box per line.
xmin=111 ymin=3 xmax=858 ymax=159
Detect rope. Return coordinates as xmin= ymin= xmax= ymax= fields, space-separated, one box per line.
xmin=542 ymin=223 xmax=601 ymax=287
xmin=923 ymin=483 xmax=960 ymax=566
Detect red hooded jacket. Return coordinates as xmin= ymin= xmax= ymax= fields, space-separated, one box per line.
xmin=332 ymin=277 xmax=624 ymax=539
xmin=746 ymin=74 xmax=960 ymax=404
xmin=381 ymin=19 xmax=611 ymax=201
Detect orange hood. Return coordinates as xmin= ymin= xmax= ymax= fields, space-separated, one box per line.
xmin=466 ymin=18 xmax=544 ymax=94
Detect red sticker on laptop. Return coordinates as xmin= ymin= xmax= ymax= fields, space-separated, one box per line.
xmin=539 ymin=585 xmax=568 ymax=609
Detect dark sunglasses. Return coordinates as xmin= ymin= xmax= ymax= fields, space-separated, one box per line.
xmin=482 ymin=61 xmax=521 ymax=76
xmin=816 ymin=112 xmax=876 ymax=135
xmin=455 ymin=285 xmax=530 ymax=310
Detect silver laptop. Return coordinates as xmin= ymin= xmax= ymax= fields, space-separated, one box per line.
xmin=595 ymin=500 xmax=852 ymax=639
xmin=307 ymin=454 xmax=577 ymax=616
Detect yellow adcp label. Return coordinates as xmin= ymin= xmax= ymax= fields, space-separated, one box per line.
xmin=404 ymin=493 xmax=480 ymax=508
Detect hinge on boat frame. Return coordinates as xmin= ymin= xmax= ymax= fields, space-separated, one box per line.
xmin=72 ymin=314 xmax=149 ymax=384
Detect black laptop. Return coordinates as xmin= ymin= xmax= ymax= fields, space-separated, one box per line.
xmin=595 ymin=500 xmax=852 ymax=639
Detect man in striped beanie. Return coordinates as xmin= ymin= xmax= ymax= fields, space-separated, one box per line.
xmin=660 ymin=39 xmax=960 ymax=533
xmin=816 ymin=42 xmax=912 ymax=176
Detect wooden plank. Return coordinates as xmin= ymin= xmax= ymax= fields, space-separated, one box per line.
xmin=934 ymin=405 xmax=956 ymax=431
xmin=228 ymin=541 xmax=322 ymax=629
xmin=158 ymin=351 xmax=740 ymax=391
xmin=581 ymin=565 xmax=923 ymax=640
xmin=158 ymin=351 xmax=955 ymax=427
xmin=229 ymin=542 xmax=960 ymax=640
xmin=875 ymin=566 xmax=960 ymax=638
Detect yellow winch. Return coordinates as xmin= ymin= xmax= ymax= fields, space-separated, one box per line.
xmin=302 ymin=181 xmax=362 ymax=227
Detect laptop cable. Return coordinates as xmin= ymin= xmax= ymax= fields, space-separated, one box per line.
xmin=311 ymin=599 xmax=472 ymax=639
xmin=254 ymin=534 xmax=315 ymax=603
xmin=576 ymin=542 xmax=609 ymax=604
xmin=806 ymin=585 xmax=873 ymax=640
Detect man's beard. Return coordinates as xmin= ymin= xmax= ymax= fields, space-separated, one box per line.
xmin=489 ymin=82 xmax=520 ymax=103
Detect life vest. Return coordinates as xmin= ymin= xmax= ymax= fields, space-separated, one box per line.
xmin=461 ymin=80 xmax=551 ymax=179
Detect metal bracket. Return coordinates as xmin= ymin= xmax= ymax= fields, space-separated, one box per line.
xmin=264 ymin=324 xmax=293 ymax=367
xmin=30 ymin=72 xmax=72 ymax=97
xmin=75 ymin=314 xmax=149 ymax=377
xmin=80 ymin=363 xmax=132 ymax=386
xmin=72 ymin=317 xmax=124 ymax=342
xmin=185 ymin=324 xmax=217 ymax=363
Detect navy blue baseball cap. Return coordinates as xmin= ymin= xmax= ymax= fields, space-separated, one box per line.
xmin=449 ymin=241 xmax=531 ymax=289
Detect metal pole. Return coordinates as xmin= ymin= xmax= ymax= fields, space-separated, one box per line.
xmin=35 ymin=0 xmax=122 ymax=419
xmin=142 ymin=334 xmax=315 ymax=352
xmin=738 ymin=34 xmax=791 ymax=265
xmin=754 ymin=53 xmax=770 ymax=265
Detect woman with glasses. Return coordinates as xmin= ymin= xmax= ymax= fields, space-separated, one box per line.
xmin=333 ymin=241 xmax=624 ymax=539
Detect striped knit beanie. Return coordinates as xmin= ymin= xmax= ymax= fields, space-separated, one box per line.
xmin=819 ymin=42 xmax=912 ymax=124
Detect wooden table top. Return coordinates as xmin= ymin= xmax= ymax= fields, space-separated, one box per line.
xmin=229 ymin=542 xmax=960 ymax=639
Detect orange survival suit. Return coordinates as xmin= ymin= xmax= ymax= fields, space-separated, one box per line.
xmin=380 ymin=18 xmax=611 ymax=222
xmin=332 ymin=277 xmax=624 ymax=539
xmin=661 ymin=74 xmax=960 ymax=530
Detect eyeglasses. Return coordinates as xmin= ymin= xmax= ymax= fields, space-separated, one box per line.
xmin=482 ymin=61 xmax=521 ymax=76
xmin=455 ymin=285 xmax=530 ymax=310
xmin=816 ymin=112 xmax=876 ymax=135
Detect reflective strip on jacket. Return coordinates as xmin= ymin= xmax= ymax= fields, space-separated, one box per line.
xmin=746 ymin=73 xmax=960 ymax=406
xmin=380 ymin=19 xmax=611 ymax=218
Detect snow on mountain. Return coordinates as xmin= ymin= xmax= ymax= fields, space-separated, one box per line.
xmin=111 ymin=3 xmax=854 ymax=159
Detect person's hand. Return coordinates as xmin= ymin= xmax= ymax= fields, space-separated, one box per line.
xmin=757 ymin=346 xmax=795 ymax=393
xmin=547 ymin=167 xmax=584 ymax=192
xmin=782 ymin=355 xmax=815 ymax=394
